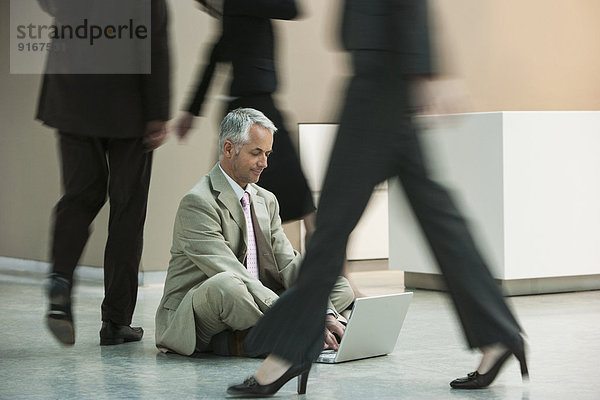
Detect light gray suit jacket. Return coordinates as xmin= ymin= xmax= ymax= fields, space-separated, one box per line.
xmin=155 ymin=164 xmax=345 ymax=355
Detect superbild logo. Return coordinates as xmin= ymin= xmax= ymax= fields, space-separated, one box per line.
xmin=16 ymin=19 xmax=148 ymax=46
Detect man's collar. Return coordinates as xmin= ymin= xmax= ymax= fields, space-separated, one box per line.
xmin=218 ymin=163 xmax=248 ymax=201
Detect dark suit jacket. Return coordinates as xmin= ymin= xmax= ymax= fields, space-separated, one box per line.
xmin=341 ymin=0 xmax=434 ymax=76
xmin=36 ymin=0 xmax=171 ymax=138
xmin=186 ymin=0 xmax=298 ymax=115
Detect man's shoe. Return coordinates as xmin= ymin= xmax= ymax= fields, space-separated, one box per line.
xmin=210 ymin=329 xmax=249 ymax=357
xmin=99 ymin=321 xmax=144 ymax=345
xmin=45 ymin=273 xmax=74 ymax=345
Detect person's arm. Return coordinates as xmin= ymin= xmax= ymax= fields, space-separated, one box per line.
xmin=397 ymin=0 xmax=433 ymax=76
xmin=224 ymin=0 xmax=298 ymax=20
xmin=264 ymin=192 xmax=355 ymax=350
xmin=185 ymin=36 xmax=224 ymax=117
xmin=143 ymin=120 xmax=168 ymax=151
xmin=176 ymin=193 xmax=279 ymax=311
xmin=142 ymin=0 xmax=171 ymax=130
xmin=324 ymin=314 xmax=345 ymax=350
xmin=265 ymin=194 xmax=303 ymax=287
xmin=266 ymin=193 xmax=351 ymax=326
xmin=175 ymin=36 xmax=224 ymax=141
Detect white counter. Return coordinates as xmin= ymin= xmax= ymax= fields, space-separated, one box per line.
xmin=298 ymin=123 xmax=388 ymax=260
xmin=389 ymin=112 xmax=600 ymax=295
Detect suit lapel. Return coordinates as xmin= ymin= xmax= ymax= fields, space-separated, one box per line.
xmin=249 ymin=185 xmax=276 ymax=280
xmin=209 ymin=165 xmax=276 ymax=279
xmin=208 ymin=165 xmax=247 ymax=240
xmin=249 ymin=185 xmax=270 ymax=244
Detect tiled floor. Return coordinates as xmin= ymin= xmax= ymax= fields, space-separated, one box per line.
xmin=1 ymin=266 xmax=599 ymax=400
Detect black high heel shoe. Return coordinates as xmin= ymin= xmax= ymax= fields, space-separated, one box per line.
xmin=450 ymin=337 xmax=528 ymax=389
xmin=226 ymin=362 xmax=311 ymax=397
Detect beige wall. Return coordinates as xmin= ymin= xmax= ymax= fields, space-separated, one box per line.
xmin=1 ymin=0 xmax=599 ymax=272
xmin=430 ymin=0 xmax=600 ymax=111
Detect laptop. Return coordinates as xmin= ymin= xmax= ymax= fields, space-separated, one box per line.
xmin=316 ymin=292 xmax=413 ymax=364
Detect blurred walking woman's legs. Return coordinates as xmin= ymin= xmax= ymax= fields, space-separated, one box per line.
xmin=386 ymin=65 xmax=526 ymax=388
xmin=242 ymin=50 xmax=403 ymax=365
xmin=394 ymin=121 xmax=522 ymax=349
xmin=231 ymin=50 xmax=527 ymax=395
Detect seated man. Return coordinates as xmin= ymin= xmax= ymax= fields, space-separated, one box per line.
xmin=155 ymin=108 xmax=355 ymax=356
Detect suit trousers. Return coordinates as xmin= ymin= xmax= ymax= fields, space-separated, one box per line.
xmin=244 ymin=50 xmax=522 ymax=363
xmin=192 ymin=272 xmax=264 ymax=351
xmin=51 ymin=132 xmax=153 ymax=325
xmin=192 ymin=272 xmax=356 ymax=352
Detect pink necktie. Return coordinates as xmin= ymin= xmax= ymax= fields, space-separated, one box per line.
xmin=241 ymin=192 xmax=259 ymax=279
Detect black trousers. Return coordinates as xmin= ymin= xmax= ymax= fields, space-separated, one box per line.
xmin=51 ymin=132 xmax=153 ymax=325
xmin=226 ymin=95 xmax=316 ymax=222
xmin=244 ymin=51 xmax=522 ymax=363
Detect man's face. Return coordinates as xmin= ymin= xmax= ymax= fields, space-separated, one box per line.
xmin=223 ymin=123 xmax=273 ymax=188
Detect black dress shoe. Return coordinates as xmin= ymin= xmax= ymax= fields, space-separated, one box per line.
xmin=45 ymin=273 xmax=74 ymax=346
xmin=227 ymin=362 xmax=311 ymax=397
xmin=210 ymin=329 xmax=250 ymax=357
xmin=99 ymin=321 xmax=144 ymax=346
xmin=450 ymin=336 xmax=529 ymax=389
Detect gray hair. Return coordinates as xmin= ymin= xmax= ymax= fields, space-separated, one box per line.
xmin=219 ymin=108 xmax=277 ymax=158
